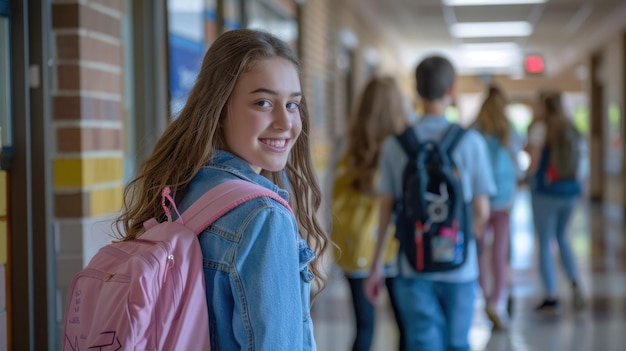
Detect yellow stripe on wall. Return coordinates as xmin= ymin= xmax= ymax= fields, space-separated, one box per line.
xmin=0 ymin=171 xmax=6 ymax=216
xmin=0 ymin=221 xmax=6 ymax=264
xmin=90 ymin=186 xmax=124 ymax=217
xmin=54 ymin=157 xmax=123 ymax=188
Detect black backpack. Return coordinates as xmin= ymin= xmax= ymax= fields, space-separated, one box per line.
xmin=395 ymin=124 xmax=472 ymax=273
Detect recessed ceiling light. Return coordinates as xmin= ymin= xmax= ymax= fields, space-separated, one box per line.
xmin=450 ymin=21 xmax=533 ymax=38
xmin=443 ymin=0 xmax=546 ymax=6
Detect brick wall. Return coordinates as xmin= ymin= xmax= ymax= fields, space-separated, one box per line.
xmin=299 ymin=0 xmax=407 ymax=168
xmin=299 ymin=0 xmax=331 ymax=171
xmin=50 ymin=0 xmax=125 ymax=342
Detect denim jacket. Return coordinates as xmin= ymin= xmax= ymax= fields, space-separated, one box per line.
xmin=176 ymin=150 xmax=317 ymax=350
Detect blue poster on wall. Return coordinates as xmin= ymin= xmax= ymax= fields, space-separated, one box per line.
xmin=0 ymin=0 xmax=9 ymax=17
xmin=169 ymin=34 xmax=205 ymax=115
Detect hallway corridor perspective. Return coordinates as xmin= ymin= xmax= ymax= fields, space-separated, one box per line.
xmin=312 ymin=188 xmax=626 ymax=351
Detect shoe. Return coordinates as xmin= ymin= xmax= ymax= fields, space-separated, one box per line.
xmin=535 ymin=298 xmax=559 ymax=312
xmin=506 ymin=295 xmax=514 ymax=317
xmin=486 ymin=304 xmax=509 ymax=331
xmin=572 ymin=287 xmax=586 ymax=310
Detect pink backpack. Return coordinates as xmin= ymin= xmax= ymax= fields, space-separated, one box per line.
xmin=63 ymin=179 xmax=292 ymax=351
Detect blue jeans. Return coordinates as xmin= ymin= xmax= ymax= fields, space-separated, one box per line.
xmin=392 ymin=277 xmax=476 ymax=351
xmin=347 ymin=277 xmax=406 ymax=351
xmin=531 ymin=191 xmax=579 ymax=295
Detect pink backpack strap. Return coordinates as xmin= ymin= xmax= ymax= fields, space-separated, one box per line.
xmin=178 ymin=179 xmax=294 ymax=235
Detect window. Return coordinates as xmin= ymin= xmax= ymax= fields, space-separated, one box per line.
xmin=246 ymin=0 xmax=297 ymax=46
xmin=167 ymin=0 xmax=210 ymax=115
xmin=0 ymin=6 xmax=11 ymax=155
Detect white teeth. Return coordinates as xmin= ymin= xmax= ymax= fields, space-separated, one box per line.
xmin=263 ymin=139 xmax=286 ymax=148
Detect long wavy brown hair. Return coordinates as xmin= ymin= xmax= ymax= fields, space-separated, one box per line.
xmin=114 ymin=29 xmax=329 ymax=289
xmin=474 ymin=85 xmax=511 ymax=145
xmin=345 ymin=77 xmax=409 ymax=193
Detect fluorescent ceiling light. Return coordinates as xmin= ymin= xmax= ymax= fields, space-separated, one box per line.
xmin=443 ymin=0 xmax=546 ymax=6
xmin=458 ymin=42 xmax=521 ymax=68
xmin=461 ymin=49 xmax=519 ymax=68
xmin=459 ymin=42 xmax=520 ymax=50
xmin=450 ymin=21 xmax=533 ymax=38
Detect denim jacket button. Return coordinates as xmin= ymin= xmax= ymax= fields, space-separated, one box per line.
xmin=300 ymin=266 xmax=314 ymax=282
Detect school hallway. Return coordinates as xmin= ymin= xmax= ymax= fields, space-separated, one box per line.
xmin=312 ymin=187 xmax=626 ymax=351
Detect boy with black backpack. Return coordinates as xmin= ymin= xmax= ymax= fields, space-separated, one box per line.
xmin=364 ymin=55 xmax=496 ymax=350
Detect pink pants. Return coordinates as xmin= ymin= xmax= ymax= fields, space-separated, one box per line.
xmin=477 ymin=209 xmax=511 ymax=306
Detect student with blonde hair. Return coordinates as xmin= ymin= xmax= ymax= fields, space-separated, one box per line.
xmin=115 ymin=29 xmax=328 ymax=350
xmin=472 ymin=85 xmax=523 ymax=330
xmin=526 ymin=90 xmax=585 ymax=313
xmin=332 ymin=76 xmax=409 ymax=351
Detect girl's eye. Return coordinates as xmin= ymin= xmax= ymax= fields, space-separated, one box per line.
xmin=286 ymin=102 xmax=299 ymax=110
xmin=256 ymin=100 xmax=271 ymax=108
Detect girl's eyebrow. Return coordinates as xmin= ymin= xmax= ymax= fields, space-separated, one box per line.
xmin=249 ymin=88 xmax=302 ymax=98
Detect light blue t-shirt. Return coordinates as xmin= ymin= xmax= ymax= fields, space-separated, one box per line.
xmin=471 ymin=121 xmax=525 ymax=210
xmin=377 ymin=115 xmax=496 ymax=282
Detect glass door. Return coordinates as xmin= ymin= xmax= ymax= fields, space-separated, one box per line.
xmin=0 ymin=0 xmax=10 ymax=153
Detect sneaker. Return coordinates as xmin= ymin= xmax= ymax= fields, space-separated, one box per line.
xmin=486 ymin=304 xmax=509 ymax=331
xmin=535 ymin=298 xmax=560 ymax=312
xmin=506 ymin=295 xmax=514 ymax=317
xmin=572 ymin=288 xmax=586 ymax=310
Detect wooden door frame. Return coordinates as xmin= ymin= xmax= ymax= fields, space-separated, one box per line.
xmin=9 ymin=0 xmax=55 ymax=349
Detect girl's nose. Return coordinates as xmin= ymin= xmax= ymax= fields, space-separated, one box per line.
xmin=273 ymin=107 xmax=293 ymax=130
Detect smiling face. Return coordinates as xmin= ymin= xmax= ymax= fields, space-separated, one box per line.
xmin=223 ymin=57 xmax=303 ymax=173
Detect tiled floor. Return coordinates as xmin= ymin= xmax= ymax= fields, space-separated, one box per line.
xmin=312 ymin=189 xmax=626 ymax=351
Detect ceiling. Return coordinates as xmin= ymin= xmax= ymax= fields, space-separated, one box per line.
xmin=348 ymin=0 xmax=626 ymax=77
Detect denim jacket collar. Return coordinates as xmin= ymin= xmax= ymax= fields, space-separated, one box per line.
xmin=207 ymin=150 xmax=291 ymax=202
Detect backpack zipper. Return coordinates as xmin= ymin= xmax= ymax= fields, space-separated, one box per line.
xmin=163 ymin=254 xmax=174 ymax=284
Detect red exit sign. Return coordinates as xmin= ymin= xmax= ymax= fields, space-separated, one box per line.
xmin=524 ymin=54 xmax=545 ymax=75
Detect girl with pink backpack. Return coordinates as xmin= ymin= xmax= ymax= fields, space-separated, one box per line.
xmin=125 ymin=28 xmax=328 ymax=350
xmin=66 ymin=29 xmax=329 ymax=350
